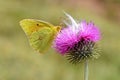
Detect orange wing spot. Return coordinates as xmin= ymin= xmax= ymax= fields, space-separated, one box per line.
xmin=29 ymin=25 xmax=41 ymax=33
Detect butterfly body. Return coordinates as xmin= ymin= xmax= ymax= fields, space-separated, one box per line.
xmin=20 ymin=19 xmax=61 ymax=53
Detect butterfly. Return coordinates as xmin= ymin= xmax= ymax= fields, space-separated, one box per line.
xmin=20 ymin=19 xmax=61 ymax=54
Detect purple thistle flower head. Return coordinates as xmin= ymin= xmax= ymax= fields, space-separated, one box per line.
xmin=53 ymin=13 xmax=101 ymax=63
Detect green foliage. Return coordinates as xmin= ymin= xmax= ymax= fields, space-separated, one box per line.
xmin=0 ymin=0 xmax=120 ymax=80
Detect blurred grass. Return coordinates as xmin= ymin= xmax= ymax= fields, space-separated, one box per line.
xmin=0 ymin=0 xmax=120 ymax=80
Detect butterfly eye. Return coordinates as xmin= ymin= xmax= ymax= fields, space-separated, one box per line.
xmin=56 ymin=26 xmax=61 ymax=32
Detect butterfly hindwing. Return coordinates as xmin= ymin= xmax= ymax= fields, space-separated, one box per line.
xmin=29 ymin=27 xmax=54 ymax=53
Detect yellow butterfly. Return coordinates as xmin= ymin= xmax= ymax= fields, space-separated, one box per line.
xmin=20 ymin=19 xmax=61 ymax=54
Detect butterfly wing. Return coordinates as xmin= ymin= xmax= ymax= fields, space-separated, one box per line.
xmin=29 ymin=27 xmax=54 ymax=53
xmin=20 ymin=19 xmax=54 ymax=36
xmin=20 ymin=19 xmax=60 ymax=53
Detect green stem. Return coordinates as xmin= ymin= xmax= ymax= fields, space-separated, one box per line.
xmin=84 ymin=60 xmax=88 ymax=80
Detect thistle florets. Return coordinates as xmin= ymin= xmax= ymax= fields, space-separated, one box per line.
xmin=53 ymin=13 xmax=100 ymax=64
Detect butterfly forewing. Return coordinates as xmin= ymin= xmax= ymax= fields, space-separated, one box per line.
xmin=20 ymin=19 xmax=54 ymax=36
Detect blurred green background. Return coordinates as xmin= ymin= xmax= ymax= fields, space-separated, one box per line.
xmin=0 ymin=0 xmax=120 ymax=80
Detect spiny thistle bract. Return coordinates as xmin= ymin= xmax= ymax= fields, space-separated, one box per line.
xmin=53 ymin=13 xmax=100 ymax=64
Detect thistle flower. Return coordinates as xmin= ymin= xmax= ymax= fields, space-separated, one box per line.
xmin=53 ymin=13 xmax=100 ymax=64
